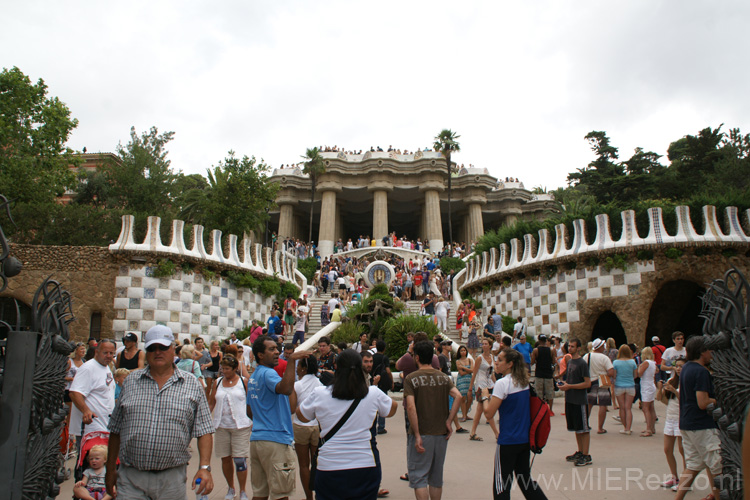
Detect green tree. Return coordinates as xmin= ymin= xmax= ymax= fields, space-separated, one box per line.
xmin=177 ymin=151 xmax=278 ymax=237
xmin=0 ymin=67 xmax=78 ymax=204
xmin=567 ymin=131 xmax=623 ymax=203
xmin=105 ymin=126 xmax=176 ymax=213
xmin=301 ymin=147 xmax=325 ymax=243
xmin=73 ymin=170 xmax=110 ymax=206
xmin=433 ymin=129 xmax=461 ymax=248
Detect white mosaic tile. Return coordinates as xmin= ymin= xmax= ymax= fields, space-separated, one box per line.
xmin=126 ymin=309 xmax=143 ymax=321
xmin=598 ymin=275 xmax=614 ymax=287
xmin=611 ymin=285 xmax=628 ymax=297
xmin=155 ymin=310 xmax=170 ymax=323
xmin=127 ymin=287 xmax=144 ymax=299
xmin=624 ymin=273 xmax=642 ymax=285
xmin=115 ymin=276 xmax=131 ymax=287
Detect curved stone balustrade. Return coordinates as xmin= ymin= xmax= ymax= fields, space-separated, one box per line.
xmin=460 ymin=205 xmax=750 ymax=290
xmin=109 ymin=215 xmax=298 ymax=284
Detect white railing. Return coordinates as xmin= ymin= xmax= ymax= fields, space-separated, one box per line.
xmin=109 ymin=215 xmax=299 ymax=285
xmin=460 ymin=205 xmax=750 ymax=290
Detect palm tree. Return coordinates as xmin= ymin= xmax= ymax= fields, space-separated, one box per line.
xmin=301 ymin=147 xmax=326 ymax=243
xmin=433 ymin=129 xmax=461 ymax=250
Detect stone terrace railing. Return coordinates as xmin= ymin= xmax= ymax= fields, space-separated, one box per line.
xmin=460 ymin=205 xmax=750 ymax=290
xmin=109 ymin=215 xmax=301 ymax=286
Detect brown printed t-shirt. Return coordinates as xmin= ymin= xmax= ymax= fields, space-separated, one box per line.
xmin=403 ymin=368 xmax=454 ymax=436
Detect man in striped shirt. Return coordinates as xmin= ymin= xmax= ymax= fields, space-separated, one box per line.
xmin=106 ymin=325 xmax=215 ymax=499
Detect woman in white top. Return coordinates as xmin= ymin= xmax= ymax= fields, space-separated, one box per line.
xmin=297 ymin=349 xmax=397 ymax=500
xmin=208 ymin=355 xmax=252 ymax=500
xmin=289 ymin=356 xmax=323 ymax=500
xmin=468 ymin=338 xmax=499 ymax=441
xmin=638 ymin=347 xmax=658 ymax=437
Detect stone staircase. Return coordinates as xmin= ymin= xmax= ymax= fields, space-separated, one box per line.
xmin=305 ymin=290 xmax=463 ymax=345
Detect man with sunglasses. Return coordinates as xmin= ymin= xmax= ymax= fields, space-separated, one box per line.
xmin=106 ymin=325 xmax=215 ymax=500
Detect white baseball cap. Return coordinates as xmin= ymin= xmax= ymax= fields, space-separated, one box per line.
xmin=144 ymin=325 xmax=174 ymax=349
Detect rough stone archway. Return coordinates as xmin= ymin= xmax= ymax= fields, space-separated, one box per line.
xmin=591 ymin=310 xmax=627 ymax=346
xmin=645 ymin=279 xmax=705 ymax=346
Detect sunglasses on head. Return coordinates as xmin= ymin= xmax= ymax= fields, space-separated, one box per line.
xmin=146 ymin=344 xmax=171 ymax=353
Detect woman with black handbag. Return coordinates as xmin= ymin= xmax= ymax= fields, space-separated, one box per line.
xmin=297 ymin=349 xmax=398 ymax=500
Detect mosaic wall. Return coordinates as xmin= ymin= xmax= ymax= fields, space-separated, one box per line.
xmin=111 ymin=265 xmax=273 ymax=343
xmin=478 ymin=261 xmax=655 ymax=338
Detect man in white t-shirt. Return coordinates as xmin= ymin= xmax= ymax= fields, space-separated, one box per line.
xmin=584 ymin=338 xmax=615 ymax=434
xmin=512 ymin=317 xmax=526 ymax=346
xmin=327 ymin=294 xmax=340 ymax=319
xmin=660 ymin=331 xmax=686 ymax=383
xmin=69 ymin=339 xmax=116 ymax=438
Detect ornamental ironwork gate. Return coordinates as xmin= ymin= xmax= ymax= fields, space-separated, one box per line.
xmin=0 ymin=196 xmax=75 ymax=500
xmin=701 ymin=266 xmax=748 ymax=500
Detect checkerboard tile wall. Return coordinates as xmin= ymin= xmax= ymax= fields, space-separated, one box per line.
xmin=112 ymin=266 xmax=274 ymax=343
xmin=480 ymin=261 xmax=655 ymax=338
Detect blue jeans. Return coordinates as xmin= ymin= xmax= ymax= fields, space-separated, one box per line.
xmin=377 ymin=415 xmax=385 ymax=432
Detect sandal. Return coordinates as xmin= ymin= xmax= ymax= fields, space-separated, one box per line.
xmin=469 ymin=434 xmax=483 ymax=441
xmin=640 ymin=431 xmax=653 ymax=437
xmin=399 ymin=473 xmax=409 ymax=481
xmin=597 ymin=429 xmax=607 ymax=434
xmin=378 ymin=489 xmax=390 ymax=497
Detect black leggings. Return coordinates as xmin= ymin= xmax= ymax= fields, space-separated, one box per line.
xmin=493 ymin=443 xmax=548 ymax=500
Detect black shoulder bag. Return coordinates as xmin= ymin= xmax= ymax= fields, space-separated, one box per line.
xmin=309 ymin=398 xmax=362 ymax=490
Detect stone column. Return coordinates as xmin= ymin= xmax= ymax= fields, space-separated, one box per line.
xmin=372 ymin=190 xmax=389 ymax=241
xmin=467 ymin=202 xmax=485 ymax=244
xmin=334 ymin=203 xmax=344 ymax=245
xmin=423 ymin=189 xmax=443 ymax=253
xmin=318 ymin=190 xmax=337 ymax=258
xmin=278 ymin=204 xmax=294 ymax=241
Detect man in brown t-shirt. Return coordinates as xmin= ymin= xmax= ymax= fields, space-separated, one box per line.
xmin=404 ymin=341 xmax=463 ymax=499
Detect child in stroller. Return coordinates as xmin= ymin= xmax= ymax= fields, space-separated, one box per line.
xmin=74 ymin=432 xmax=113 ymax=500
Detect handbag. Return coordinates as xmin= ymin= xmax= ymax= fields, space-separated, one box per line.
xmin=309 ymin=398 xmax=362 ymax=491
xmin=598 ymin=374 xmax=612 ymax=388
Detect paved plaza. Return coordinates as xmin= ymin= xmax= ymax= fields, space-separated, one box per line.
xmin=60 ymin=394 xmax=713 ymax=499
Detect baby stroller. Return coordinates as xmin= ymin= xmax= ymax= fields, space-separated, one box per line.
xmin=73 ymin=428 xmax=118 ymax=500
xmin=74 ymin=430 xmax=110 ymax=482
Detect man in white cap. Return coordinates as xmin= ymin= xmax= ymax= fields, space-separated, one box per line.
xmin=584 ymin=338 xmax=615 ymax=435
xmin=106 ymin=325 xmax=215 ymax=500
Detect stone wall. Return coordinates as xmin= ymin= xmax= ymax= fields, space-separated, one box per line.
xmin=113 ymin=266 xmax=273 ymax=343
xmin=1 ymin=245 xmax=118 ymax=342
xmin=476 ymin=251 xmax=750 ymax=346
xmin=1 ymin=244 xmax=277 ymax=343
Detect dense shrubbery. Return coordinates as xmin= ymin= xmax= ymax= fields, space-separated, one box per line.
xmin=439 ymin=257 xmax=465 ymax=274
xmin=331 ymin=320 xmax=365 ymax=346
xmin=224 ymin=270 xmax=300 ymax=300
xmin=382 ymin=314 xmax=439 ymax=360
xmin=297 ymin=257 xmax=318 ymax=283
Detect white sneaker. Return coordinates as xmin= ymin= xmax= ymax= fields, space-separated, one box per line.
xmin=239 ymin=493 xmax=249 ymax=500
xmin=225 ymin=488 xmax=236 ymax=500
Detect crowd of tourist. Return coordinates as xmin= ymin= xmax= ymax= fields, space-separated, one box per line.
xmin=63 ymin=284 xmax=719 ymax=500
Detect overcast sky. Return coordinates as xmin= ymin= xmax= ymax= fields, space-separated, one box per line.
xmin=4 ymin=1 xmax=749 ymax=191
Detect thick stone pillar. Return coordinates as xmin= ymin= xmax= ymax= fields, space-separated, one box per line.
xmin=334 ymin=203 xmax=344 ymax=245
xmin=468 ymin=202 xmax=484 ymax=243
xmin=278 ymin=204 xmax=294 ymax=241
xmin=372 ymin=190 xmax=389 ymax=241
xmin=318 ymin=190 xmax=337 ymax=257
xmin=424 ymin=189 xmax=443 ymax=253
